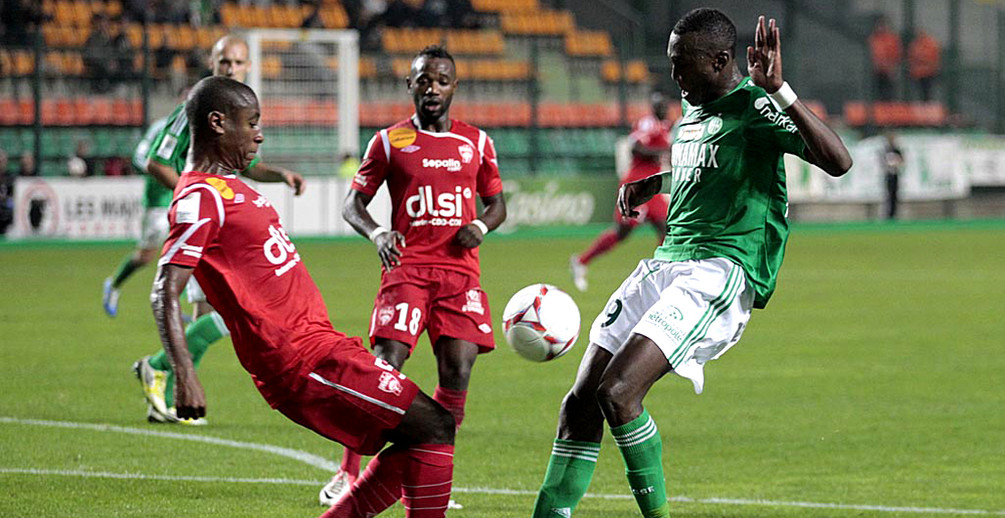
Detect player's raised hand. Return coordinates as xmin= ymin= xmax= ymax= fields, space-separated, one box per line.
xmin=747 ymin=15 xmax=784 ymax=93
xmin=617 ymin=174 xmax=662 ymax=218
xmin=454 ymin=223 xmax=484 ymax=249
xmin=284 ymin=171 xmax=306 ymax=196
xmin=374 ymin=230 xmax=406 ymax=270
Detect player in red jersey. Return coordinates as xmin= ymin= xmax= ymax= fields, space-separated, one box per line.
xmin=319 ymin=45 xmax=507 ymax=507
xmin=570 ymin=92 xmax=674 ymax=292
xmin=153 ymin=75 xmax=457 ymax=518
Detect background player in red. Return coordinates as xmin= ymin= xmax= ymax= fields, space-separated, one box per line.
xmin=570 ymin=92 xmax=673 ymax=292
xmin=153 ymin=75 xmax=457 ymax=518
xmin=321 ymin=44 xmax=507 ymax=506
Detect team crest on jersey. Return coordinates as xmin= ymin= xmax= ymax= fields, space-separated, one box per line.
xmin=378 ymin=371 xmax=403 ymax=396
xmin=388 ymin=127 xmax=417 ymax=149
xmin=205 ymin=177 xmax=234 ymax=200
xmin=377 ymin=305 xmax=395 ymax=326
xmin=458 ymin=144 xmax=474 ymax=164
xmin=461 ymin=289 xmax=484 ymax=315
xmin=706 ymin=116 xmax=723 ymax=135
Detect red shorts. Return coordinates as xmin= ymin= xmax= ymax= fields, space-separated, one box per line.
xmin=369 ymin=266 xmax=495 ymax=354
xmin=615 ymin=193 xmax=669 ymax=227
xmin=276 ymin=337 xmax=420 ymax=456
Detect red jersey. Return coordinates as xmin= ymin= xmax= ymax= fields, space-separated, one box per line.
xmin=352 ymin=118 xmax=503 ymax=277
xmin=161 ymin=172 xmax=344 ymax=407
xmin=625 ymin=114 xmax=673 ymax=182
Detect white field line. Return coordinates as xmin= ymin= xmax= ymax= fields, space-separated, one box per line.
xmin=2 ymin=417 xmax=1002 ymax=516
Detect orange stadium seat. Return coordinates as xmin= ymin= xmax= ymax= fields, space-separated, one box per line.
xmin=566 ymin=31 xmax=613 ymax=58
xmin=73 ymin=97 xmax=94 ymax=125
xmin=471 ymin=0 xmax=538 ymax=13
xmin=320 ymin=5 xmax=349 ymax=29
xmin=0 ymin=99 xmax=18 ymax=126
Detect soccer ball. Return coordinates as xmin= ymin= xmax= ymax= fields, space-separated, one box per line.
xmin=502 ymin=284 xmax=581 ymax=362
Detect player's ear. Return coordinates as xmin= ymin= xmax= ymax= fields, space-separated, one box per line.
xmin=207 ymin=110 xmax=227 ymax=135
xmin=712 ymin=50 xmax=730 ymax=72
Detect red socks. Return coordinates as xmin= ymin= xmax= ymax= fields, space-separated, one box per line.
xmin=579 ymin=230 xmax=620 ymax=265
xmin=340 ymin=450 xmax=362 ymax=479
xmin=401 ymin=444 xmax=455 ymax=517
xmin=432 ymin=386 xmax=467 ymax=429
xmin=320 ymin=444 xmax=454 ymax=518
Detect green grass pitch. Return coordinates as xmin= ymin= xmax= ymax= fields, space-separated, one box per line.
xmin=1 ymin=221 xmax=1003 ymax=517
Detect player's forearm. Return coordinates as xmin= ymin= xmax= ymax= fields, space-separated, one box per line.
xmin=786 ymin=101 xmax=853 ymax=177
xmin=147 ymin=159 xmax=180 ymax=189
xmin=151 ymin=266 xmax=197 ymax=380
xmin=342 ymin=190 xmax=381 ymax=238
xmin=477 ymin=194 xmax=506 ymax=231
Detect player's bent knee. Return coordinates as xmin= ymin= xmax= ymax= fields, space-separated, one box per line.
xmin=596 ymin=377 xmax=640 ymax=425
xmin=397 ymin=392 xmax=456 ymax=445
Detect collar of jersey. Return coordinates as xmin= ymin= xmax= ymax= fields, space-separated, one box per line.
xmin=410 ymin=114 xmax=455 ymax=135
xmin=688 ymin=77 xmax=751 ymax=110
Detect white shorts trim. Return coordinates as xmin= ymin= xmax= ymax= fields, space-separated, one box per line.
xmin=185 ymin=276 xmax=206 ymax=304
xmin=589 ymin=257 xmax=753 ymax=394
xmin=138 ymin=207 xmax=170 ymax=250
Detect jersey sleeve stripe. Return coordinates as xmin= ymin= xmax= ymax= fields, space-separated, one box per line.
xmin=158 ymin=217 xmax=211 ymax=266
xmin=379 ymin=129 xmax=390 ymax=162
xmin=363 ymin=134 xmax=378 ymax=161
xmin=477 ymin=130 xmax=487 ymax=162
xmin=169 ymin=109 xmax=188 ymax=134
xmin=176 ymin=184 xmax=226 ymax=227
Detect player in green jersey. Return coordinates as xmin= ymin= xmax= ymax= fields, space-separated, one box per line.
xmin=532 ymin=9 xmax=852 ymax=518
xmin=130 ymin=35 xmax=306 ymax=425
xmin=102 ymin=114 xmax=174 ymax=318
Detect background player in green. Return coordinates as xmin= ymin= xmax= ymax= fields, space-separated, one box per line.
xmin=131 ymin=34 xmax=307 ymax=424
xmin=101 ymin=111 xmax=175 ymax=317
xmin=532 ymin=9 xmax=852 ymax=518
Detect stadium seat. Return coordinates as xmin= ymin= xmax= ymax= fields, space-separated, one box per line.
xmin=565 ymin=31 xmax=613 ymax=58
xmin=471 ymin=0 xmax=539 ymax=13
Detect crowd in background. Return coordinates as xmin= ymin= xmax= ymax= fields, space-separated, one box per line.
xmin=869 ymin=15 xmax=942 ymax=102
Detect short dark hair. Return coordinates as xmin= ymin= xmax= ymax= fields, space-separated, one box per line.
xmin=185 ymin=76 xmax=257 ymax=139
xmin=414 ymin=44 xmax=455 ymax=66
xmin=673 ymin=8 xmax=737 ymax=55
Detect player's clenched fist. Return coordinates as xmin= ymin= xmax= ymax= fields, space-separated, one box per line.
xmin=454 ymin=223 xmax=484 ymax=248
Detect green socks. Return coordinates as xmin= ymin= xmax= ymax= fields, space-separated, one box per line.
xmin=148 ymin=312 xmax=229 ymax=407
xmin=611 ymin=409 xmax=670 ymax=518
xmin=111 ymin=254 xmax=142 ymax=288
xmin=532 ymin=439 xmax=600 ymax=518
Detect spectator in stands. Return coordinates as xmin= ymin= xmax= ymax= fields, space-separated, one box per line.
xmin=0 ymin=0 xmax=43 ymax=46
xmin=908 ymin=29 xmax=940 ymax=102
xmin=301 ymin=0 xmax=325 ymax=28
xmin=447 ymin=0 xmax=479 ymax=29
xmin=67 ymin=140 xmax=94 ymax=178
xmin=0 ymin=149 xmax=14 ymax=236
xmin=17 ymin=152 xmax=36 ymax=177
xmin=881 ymin=132 xmax=904 ymax=220
xmin=83 ymin=14 xmax=118 ymax=93
xmin=868 ymin=16 xmax=902 ymax=101
xmin=418 ymin=0 xmax=449 ymax=27
xmin=338 ymin=151 xmax=361 ymax=179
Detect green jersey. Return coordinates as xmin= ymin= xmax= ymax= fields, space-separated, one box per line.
xmin=134 ymin=116 xmax=173 ymax=208
xmin=146 ymin=103 xmax=261 ymax=184
xmin=655 ymin=77 xmax=807 ymax=309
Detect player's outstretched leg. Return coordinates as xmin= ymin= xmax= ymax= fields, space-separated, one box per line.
xmin=532 ymin=345 xmax=612 ymax=518
xmin=321 ymin=391 xmax=456 ymax=518
xmin=596 ymin=335 xmax=673 ymax=518
xmin=319 ymin=451 xmax=361 ymax=506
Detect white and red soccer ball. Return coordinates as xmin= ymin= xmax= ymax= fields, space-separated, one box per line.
xmin=502 ymin=284 xmax=580 ymax=362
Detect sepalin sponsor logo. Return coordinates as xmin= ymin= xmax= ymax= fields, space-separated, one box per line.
xmin=422 ymin=157 xmax=463 ymax=172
